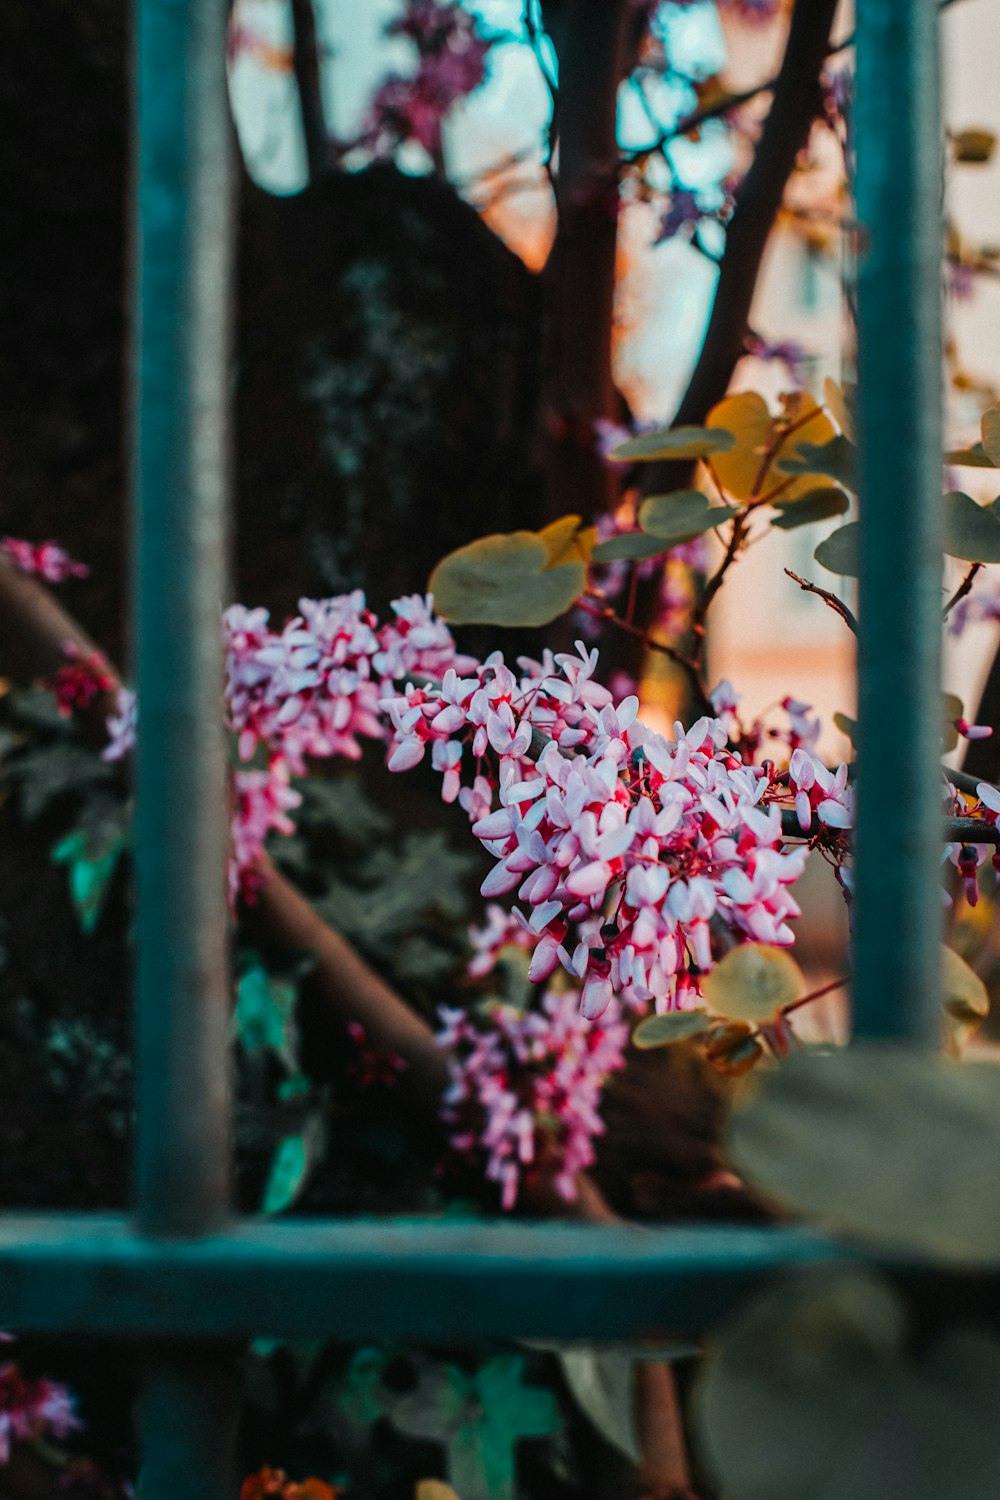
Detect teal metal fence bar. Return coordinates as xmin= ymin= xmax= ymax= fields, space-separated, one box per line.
xmin=852 ymin=0 xmax=943 ymax=1041
xmin=0 ymin=1 xmax=953 ymax=1496
xmin=132 ymin=0 xmax=238 ymax=1492
xmin=133 ymin=0 xmax=233 ymax=1243
xmin=0 ymin=1217 xmax=856 ymax=1341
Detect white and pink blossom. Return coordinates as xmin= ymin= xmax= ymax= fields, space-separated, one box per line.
xmin=437 ymin=990 xmax=628 ymax=1209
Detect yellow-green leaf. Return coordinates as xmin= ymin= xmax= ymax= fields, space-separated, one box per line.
xmin=706 ymin=392 xmax=772 ymax=499
xmin=704 ymin=1022 xmax=765 ymax=1076
xmin=954 ymin=129 xmax=996 ymax=163
xmin=941 ymin=944 xmax=989 ymax=1024
xmin=429 ymin=530 xmax=586 ymax=627
xmin=632 ymin=1011 xmax=712 ymax=1048
xmin=941 ymin=691 xmax=964 ymax=754
xmin=539 ymin=515 xmax=596 ymax=566
xmin=772 ymin=395 xmax=842 ymax=501
xmin=638 ymin=491 xmax=739 ymax=545
xmin=833 ymin=710 xmax=858 ymax=746
xmin=945 ymin=442 xmax=997 ymax=469
xmin=610 ymin=425 xmax=736 ymax=462
xmin=702 ymin=943 xmax=804 ymax=1023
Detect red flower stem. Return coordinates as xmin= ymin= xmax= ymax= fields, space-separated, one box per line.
xmin=781 ymin=975 xmax=849 ymax=1017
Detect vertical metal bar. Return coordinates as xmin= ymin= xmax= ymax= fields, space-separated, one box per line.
xmin=853 ymin=0 xmax=943 ymax=1041
xmin=132 ymin=0 xmax=238 ymax=1493
xmin=138 ymin=1353 xmax=242 ymax=1499
xmin=133 ymin=0 xmax=233 ymax=1235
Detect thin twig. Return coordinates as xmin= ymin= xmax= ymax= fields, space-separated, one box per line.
xmin=784 ymin=568 xmax=859 ymax=635
xmin=579 ymin=595 xmax=708 ymax=704
xmin=943 ymin=561 xmax=982 ymax=620
xmin=691 ymin=510 xmax=747 ymax=641
xmin=621 ymin=0 xmax=960 ymax=168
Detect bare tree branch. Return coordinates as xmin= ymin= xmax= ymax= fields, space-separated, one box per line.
xmin=540 ymin=0 xmax=639 ymax=525
xmin=654 ymin=0 xmax=841 ymax=456
xmin=785 ymin=567 xmax=859 ymax=635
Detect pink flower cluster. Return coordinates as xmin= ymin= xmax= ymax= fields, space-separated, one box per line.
xmin=945 ymin=780 xmax=1000 ymax=906
xmin=222 ymin=592 xmax=474 ymax=896
xmin=230 ymin=762 xmax=302 ymax=905
xmin=382 ymin=644 xmax=811 ymax=1016
xmin=366 ymin=0 xmax=491 ymax=157
xmin=0 ymin=1351 xmax=79 ymax=1464
xmin=467 ymin=903 xmax=536 ymax=978
xmin=708 ymin=681 xmax=822 ymax=765
xmin=102 ymin=687 xmax=137 ymax=763
xmin=437 ymin=990 xmax=628 ymax=1208
xmin=224 ymin=592 xmax=472 ymax=772
xmin=44 ymin=644 xmax=116 ymax=717
xmin=346 ymin=1021 xmax=409 ymax=1089
xmin=1 ymin=538 xmax=88 ymax=583
xmin=788 ymin=747 xmax=853 ymax=832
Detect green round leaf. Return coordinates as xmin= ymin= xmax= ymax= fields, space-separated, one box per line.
xmin=610 ymin=425 xmax=736 ymax=463
xmin=695 ymin=1268 xmax=907 ymax=1500
xmin=943 ymin=490 xmax=1000 ymax=562
xmin=592 ymin=532 xmax=671 ymax=564
xmin=696 ymin=1267 xmax=1000 ymax=1500
xmin=702 ymin=944 xmax=804 ymax=1022
xmin=777 ymin=435 xmax=857 ymax=492
xmin=771 ymin=486 xmax=850 ymax=530
xmin=632 ymin=1010 xmax=712 ymax=1048
xmin=638 ymin=491 xmax=739 ymax=545
xmin=813 ymin=522 xmax=859 ymax=577
xmin=729 ymin=1044 xmax=1000 ymax=1263
xmin=429 ymin=531 xmax=586 ymax=627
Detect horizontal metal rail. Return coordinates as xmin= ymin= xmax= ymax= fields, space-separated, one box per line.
xmin=0 ymin=1217 xmax=862 ymax=1340
xmin=10 ymin=1213 xmax=991 ymax=1345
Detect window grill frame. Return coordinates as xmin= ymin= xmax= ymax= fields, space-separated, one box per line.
xmin=0 ymin=1 xmax=952 ymax=1494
